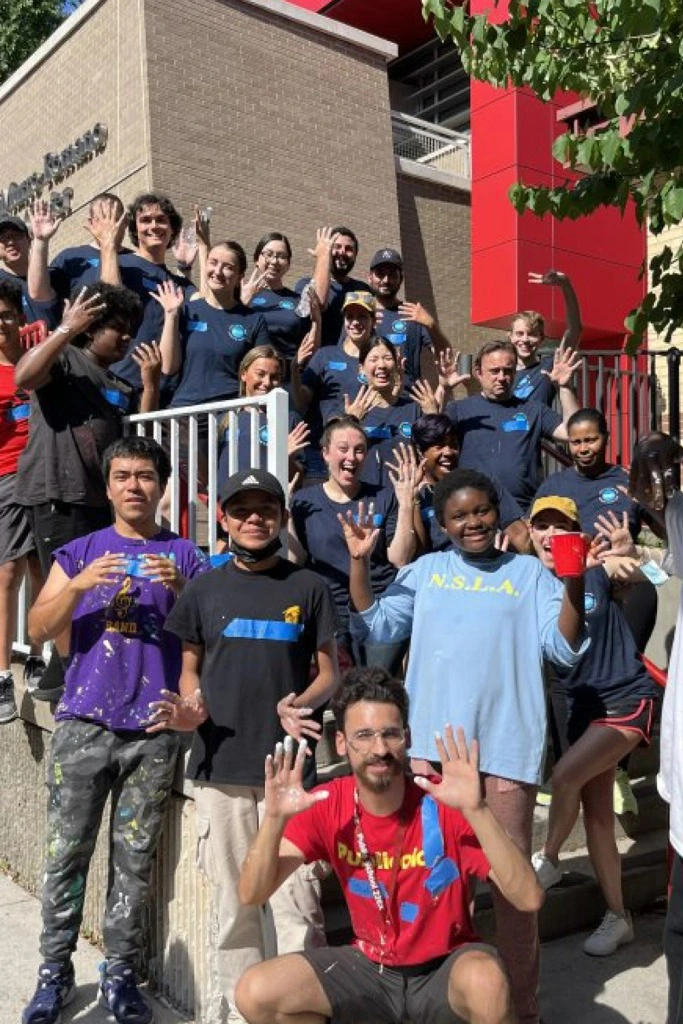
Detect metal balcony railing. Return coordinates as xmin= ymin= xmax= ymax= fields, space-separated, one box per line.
xmin=391 ymin=111 xmax=471 ymax=178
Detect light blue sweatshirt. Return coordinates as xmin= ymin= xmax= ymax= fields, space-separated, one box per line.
xmin=351 ymin=549 xmax=589 ymax=785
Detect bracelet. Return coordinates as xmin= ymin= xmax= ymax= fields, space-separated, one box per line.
xmin=54 ymin=325 xmax=71 ymax=335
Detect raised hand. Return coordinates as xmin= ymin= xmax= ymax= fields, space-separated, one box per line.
xmin=131 ymin=341 xmax=162 ymax=389
xmin=390 ymin=355 xmax=407 ymax=401
xmin=344 ymin=385 xmax=381 ymax=420
xmin=264 ymin=736 xmax=329 ymax=821
xmin=437 ymin=347 xmax=471 ymax=391
xmin=58 ymin=287 xmax=108 ymax=336
xmin=240 ymin=266 xmax=270 ymax=305
xmin=398 ymin=300 xmax=436 ymax=331
xmin=544 ymin=341 xmax=581 ymax=387
xmin=140 ymin=552 xmax=185 ymax=593
xmin=86 ymin=198 xmax=127 ymax=250
xmin=296 ymin=327 xmax=318 ymax=368
xmin=146 ymin=687 xmax=208 ymax=733
xmin=288 ymin=420 xmax=311 ymax=458
xmin=172 ymin=228 xmax=198 ymax=269
xmin=386 ymin=442 xmax=424 ymax=507
xmin=410 ymin=378 xmax=440 ymax=415
xmin=193 ymin=205 xmax=211 ymax=249
xmin=338 ymin=500 xmax=381 ymax=561
xmin=277 ymin=692 xmax=322 ymax=746
xmin=414 ymin=725 xmax=484 ymax=814
xmin=593 ymin=510 xmax=636 ymax=557
xmin=150 ymin=279 xmax=185 ymax=315
xmin=29 ymin=199 xmax=61 ymax=241
xmin=528 ymin=269 xmax=568 ymax=288
xmin=307 ymin=225 xmax=337 ymax=261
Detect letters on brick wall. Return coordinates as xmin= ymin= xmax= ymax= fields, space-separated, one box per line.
xmin=0 ymin=123 xmax=108 ymax=219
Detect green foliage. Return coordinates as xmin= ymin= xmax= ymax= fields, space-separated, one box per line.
xmin=0 ymin=1 xmax=82 ymax=84
xmin=422 ymin=0 xmax=683 ymax=347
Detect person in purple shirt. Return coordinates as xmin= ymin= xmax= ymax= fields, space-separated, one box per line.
xmin=21 ymin=435 xmax=208 ymax=1024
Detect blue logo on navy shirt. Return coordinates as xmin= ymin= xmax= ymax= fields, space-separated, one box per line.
xmin=229 ymin=324 xmax=248 ymax=341
xmin=391 ymin=320 xmax=406 ymax=333
xmin=514 ymin=376 xmax=533 ymax=399
xmin=599 ymin=487 xmax=619 ymax=504
xmin=399 ymin=422 xmax=412 ymax=438
xmin=584 ymin=592 xmax=597 ymax=614
xmin=357 ymin=372 xmax=368 ymax=385
xmin=252 ymin=296 xmax=268 ymax=306
xmin=279 ymin=299 xmax=296 ymax=310
xmin=327 ymin=361 xmax=347 ymax=372
xmin=258 ymin=424 xmax=269 ymax=445
xmin=501 ymin=413 xmax=530 ymax=433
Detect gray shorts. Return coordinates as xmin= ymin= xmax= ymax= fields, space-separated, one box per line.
xmin=300 ymin=942 xmax=501 ymax=1024
xmin=0 ymin=473 xmax=34 ymax=565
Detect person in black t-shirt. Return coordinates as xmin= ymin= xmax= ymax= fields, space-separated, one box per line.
xmin=528 ymin=495 xmax=659 ymax=958
xmin=158 ymin=468 xmax=339 ymax=1024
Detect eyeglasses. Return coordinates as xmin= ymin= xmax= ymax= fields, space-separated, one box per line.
xmin=261 ymin=251 xmax=290 ymax=262
xmin=347 ymin=727 xmax=406 ymax=753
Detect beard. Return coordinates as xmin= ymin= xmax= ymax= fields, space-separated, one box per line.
xmin=355 ymin=752 xmax=407 ymax=792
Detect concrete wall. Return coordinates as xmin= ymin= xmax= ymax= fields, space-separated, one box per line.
xmin=0 ymin=0 xmax=151 ymax=245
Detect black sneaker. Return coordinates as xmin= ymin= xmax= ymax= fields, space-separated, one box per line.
xmin=31 ymin=652 xmax=65 ymax=704
xmin=22 ymin=961 xmax=75 ymax=1024
xmin=99 ymin=962 xmax=153 ymax=1023
xmin=0 ymin=672 xmax=17 ymax=724
xmin=23 ymin=655 xmax=47 ymax=694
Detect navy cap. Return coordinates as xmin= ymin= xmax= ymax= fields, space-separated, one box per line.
xmin=0 ymin=215 xmax=29 ymax=236
xmin=370 ymin=248 xmax=403 ymax=271
xmin=219 ymin=468 xmax=286 ymax=509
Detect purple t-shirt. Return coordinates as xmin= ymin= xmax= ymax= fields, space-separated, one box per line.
xmin=54 ymin=526 xmax=209 ymax=731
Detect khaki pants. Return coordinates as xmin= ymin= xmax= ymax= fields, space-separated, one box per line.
xmin=194 ymin=782 xmax=327 ymax=1024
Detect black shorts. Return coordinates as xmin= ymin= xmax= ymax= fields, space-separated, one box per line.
xmin=563 ymin=695 xmax=656 ymax=748
xmin=300 ymin=943 xmax=502 ymax=1024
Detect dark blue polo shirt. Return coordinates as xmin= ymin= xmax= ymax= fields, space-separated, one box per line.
xmin=534 ymin=465 xmax=642 ymax=540
xmin=169 ymin=297 xmax=269 ymax=408
xmin=446 ymin=393 xmax=562 ymax=512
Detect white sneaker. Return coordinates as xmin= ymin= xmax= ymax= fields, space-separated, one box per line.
xmin=531 ymin=851 xmax=562 ymax=890
xmin=583 ymin=910 xmax=634 ymax=956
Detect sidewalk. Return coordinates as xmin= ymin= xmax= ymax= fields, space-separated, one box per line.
xmin=0 ymin=873 xmax=189 ymax=1023
xmin=1 ymin=870 xmax=669 ymax=1024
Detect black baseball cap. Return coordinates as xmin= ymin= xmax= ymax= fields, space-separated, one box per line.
xmin=0 ymin=215 xmax=29 ymax=236
xmin=219 ymin=468 xmax=286 ymax=509
xmin=370 ymin=248 xmax=403 ymax=271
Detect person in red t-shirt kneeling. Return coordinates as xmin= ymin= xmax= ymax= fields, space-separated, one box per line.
xmin=237 ymin=669 xmax=544 ymax=1024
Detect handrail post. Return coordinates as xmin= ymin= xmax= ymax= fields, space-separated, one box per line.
xmin=667 ymin=348 xmax=681 ymax=446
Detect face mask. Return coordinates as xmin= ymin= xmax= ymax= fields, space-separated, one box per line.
xmin=230 ymin=535 xmax=282 ymax=564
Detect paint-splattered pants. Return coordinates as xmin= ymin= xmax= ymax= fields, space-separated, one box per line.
xmin=40 ymin=718 xmax=180 ymax=967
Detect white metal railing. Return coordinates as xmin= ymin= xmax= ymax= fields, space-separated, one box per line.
xmin=12 ymin=389 xmax=289 ymax=655
xmin=391 ymin=111 xmax=471 ymax=178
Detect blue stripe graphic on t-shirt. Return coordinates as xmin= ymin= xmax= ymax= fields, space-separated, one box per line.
xmin=421 ymin=795 xmax=459 ymax=897
xmin=222 ymin=619 xmax=304 ymax=642
xmin=6 ymin=402 xmax=29 ymax=422
xmin=363 ymin=425 xmax=392 ymax=439
xmin=400 ymin=901 xmax=419 ymax=922
xmin=101 ymin=387 xmax=130 ymax=411
xmin=348 ymin=877 xmax=388 ymax=900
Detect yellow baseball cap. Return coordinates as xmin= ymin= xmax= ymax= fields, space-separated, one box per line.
xmin=529 ymin=496 xmax=580 ymax=524
xmin=342 ymin=290 xmax=376 ymax=315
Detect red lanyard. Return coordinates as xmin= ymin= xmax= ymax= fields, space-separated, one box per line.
xmin=353 ymin=788 xmax=407 ymax=971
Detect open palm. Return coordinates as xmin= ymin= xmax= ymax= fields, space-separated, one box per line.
xmin=265 ymin=737 xmax=329 ymax=821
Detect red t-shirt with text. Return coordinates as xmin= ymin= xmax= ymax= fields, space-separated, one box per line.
xmin=0 ymin=365 xmax=30 ymax=476
xmin=284 ymin=775 xmax=490 ymax=967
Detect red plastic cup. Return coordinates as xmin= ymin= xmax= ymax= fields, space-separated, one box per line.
xmin=550 ymin=532 xmax=590 ymax=578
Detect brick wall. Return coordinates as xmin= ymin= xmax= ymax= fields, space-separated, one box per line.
xmin=397 ymin=170 xmax=498 ymax=354
xmin=142 ymin=0 xmax=401 ymax=282
xmin=0 ymin=0 xmax=151 ymax=251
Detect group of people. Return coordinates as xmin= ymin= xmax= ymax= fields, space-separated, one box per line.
xmin=0 ymin=191 xmax=678 ymax=1024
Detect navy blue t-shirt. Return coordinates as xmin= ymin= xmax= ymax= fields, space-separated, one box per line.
xmin=49 ymin=244 xmax=134 ymax=300
xmin=249 ymin=287 xmax=309 ymax=367
xmin=295 ymin=275 xmax=366 ymax=348
xmin=513 ymin=356 xmax=555 ymax=407
xmin=0 ymin=268 xmax=61 ymax=330
xmin=357 ymin=399 xmax=422 ymax=487
xmin=110 ymin=253 xmax=195 ymax=391
xmin=447 ymin=394 xmax=562 ymax=512
xmin=290 ymin=481 xmax=398 ymax=631
xmin=550 ymin=566 xmax=658 ymax=704
xmin=169 ymin=297 xmax=269 ymax=408
xmin=418 ymin=475 xmax=524 ymax=552
xmin=300 ymin=344 xmax=363 ymax=427
xmin=534 ymin=465 xmax=642 ymax=540
xmin=217 ymin=407 xmax=301 ymax=481
xmin=375 ymin=307 xmax=432 ymax=388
